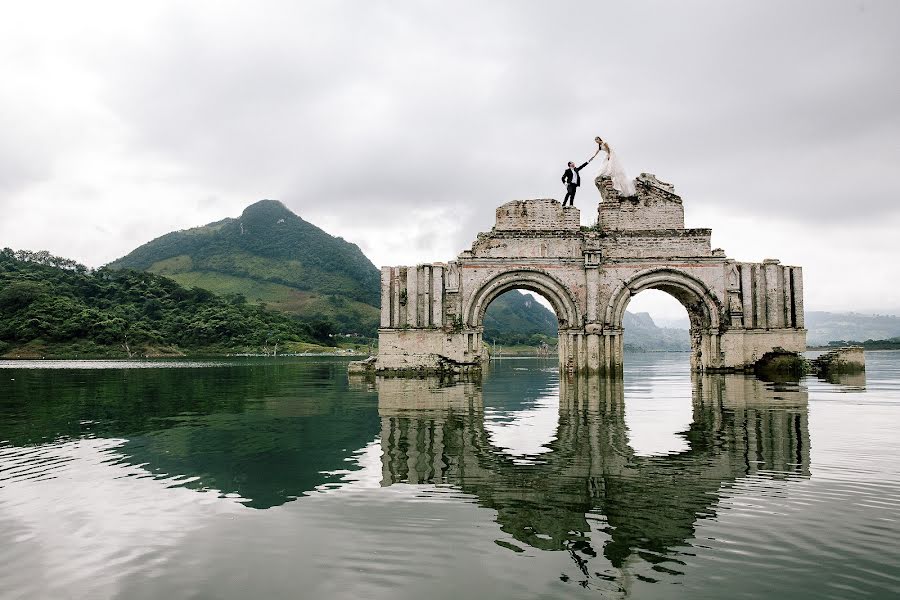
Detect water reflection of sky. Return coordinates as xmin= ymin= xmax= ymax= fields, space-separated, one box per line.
xmin=480 ymin=356 xmax=696 ymax=459
xmin=483 ymin=372 xmax=561 ymax=463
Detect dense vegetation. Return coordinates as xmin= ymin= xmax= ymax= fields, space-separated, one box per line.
xmin=484 ymin=290 xmax=558 ymax=347
xmin=109 ymin=200 xmax=381 ymax=336
xmin=0 ymin=249 xmax=334 ymax=358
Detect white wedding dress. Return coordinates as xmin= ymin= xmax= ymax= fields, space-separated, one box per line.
xmin=598 ymin=146 xmax=636 ymax=197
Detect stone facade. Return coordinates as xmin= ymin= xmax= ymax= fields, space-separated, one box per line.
xmin=370 ymin=174 xmax=806 ymax=374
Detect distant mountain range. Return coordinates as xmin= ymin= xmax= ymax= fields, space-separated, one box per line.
xmin=805 ymin=311 xmax=900 ymax=346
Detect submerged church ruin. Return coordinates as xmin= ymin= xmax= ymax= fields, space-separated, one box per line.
xmin=358 ymin=173 xmax=806 ymax=374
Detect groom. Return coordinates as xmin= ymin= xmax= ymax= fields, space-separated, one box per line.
xmin=561 ymin=157 xmax=592 ymax=207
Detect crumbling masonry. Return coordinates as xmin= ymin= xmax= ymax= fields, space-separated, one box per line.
xmin=370 ymin=174 xmax=806 ymax=374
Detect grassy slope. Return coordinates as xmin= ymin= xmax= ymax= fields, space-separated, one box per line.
xmin=109 ymin=201 xmax=381 ymax=336
xmin=153 ymin=265 xmax=379 ymax=329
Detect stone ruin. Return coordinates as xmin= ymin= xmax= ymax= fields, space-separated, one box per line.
xmin=352 ymin=173 xmax=807 ymax=374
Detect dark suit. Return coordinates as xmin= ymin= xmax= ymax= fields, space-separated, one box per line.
xmin=561 ymin=161 xmax=589 ymax=206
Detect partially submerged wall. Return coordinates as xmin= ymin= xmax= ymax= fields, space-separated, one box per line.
xmin=361 ymin=176 xmax=806 ymax=375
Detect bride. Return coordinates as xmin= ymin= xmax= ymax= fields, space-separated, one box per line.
xmin=595 ymin=136 xmax=636 ymax=197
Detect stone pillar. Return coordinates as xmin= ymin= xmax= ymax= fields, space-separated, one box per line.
xmin=586 ymin=266 xmax=599 ymax=322
xmin=740 ymin=263 xmax=754 ymax=329
xmin=764 ymin=260 xmax=782 ymax=329
xmin=782 ymin=265 xmax=793 ymax=329
xmin=791 ymin=267 xmax=804 ymax=329
xmin=753 ymin=264 xmax=767 ymax=329
xmin=392 ymin=267 xmax=402 ymax=328
xmin=587 ymin=333 xmax=601 ymax=373
xmin=432 ymin=265 xmax=444 ymax=327
xmin=558 ymin=331 xmax=568 ymax=369
xmin=602 ymin=333 xmax=612 ymax=374
xmin=406 ymin=267 xmax=418 ymax=327
xmin=577 ymin=332 xmax=588 ymax=372
xmin=381 ymin=267 xmax=392 ymax=328
xmin=419 ymin=265 xmax=430 ymax=327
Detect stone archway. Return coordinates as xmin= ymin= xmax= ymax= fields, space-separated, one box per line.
xmin=604 ymin=267 xmax=724 ymax=371
xmin=464 ymin=269 xmax=583 ymax=368
xmin=367 ymin=178 xmax=806 ymax=374
xmin=465 ymin=269 xmax=581 ymax=330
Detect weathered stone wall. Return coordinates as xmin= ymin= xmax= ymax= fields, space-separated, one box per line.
xmin=367 ymin=182 xmax=806 ymax=375
xmin=462 ymin=231 xmax=583 ymax=260
xmin=599 ymin=173 xmax=685 ymax=231
xmin=598 ymin=229 xmax=713 ymax=259
xmin=380 ymin=264 xmax=448 ymax=329
xmin=495 ymin=199 xmax=579 ymax=231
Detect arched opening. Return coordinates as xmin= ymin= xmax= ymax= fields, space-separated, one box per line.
xmin=479 ymin=283 xmax=567 ymax=460
xmin=605 ymin=268 xmax=722 ymax=372
xmin=623 ymin=289 xmax=691 ymax=356
xmin=467 ymin=269 xmax=582 ymax=371
xmin=621 ymin=291 xmax=694 ymax=455
xmin=483 ymin=289 xmax=559 ymax=358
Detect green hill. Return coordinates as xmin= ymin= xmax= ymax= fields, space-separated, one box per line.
xmin=109 ymin=200 xmax=381 ymax=336
xmin=484 ymin=290 xmax=559 ymax=346
xmin=0 ymin=249 xmax=330 ymax=358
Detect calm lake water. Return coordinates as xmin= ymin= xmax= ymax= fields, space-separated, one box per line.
xmin=1 ymin=352 xmax=899 ymax=599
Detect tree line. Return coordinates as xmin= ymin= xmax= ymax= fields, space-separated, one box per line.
xmin=0 ymin=249 xmax=336 ymax=357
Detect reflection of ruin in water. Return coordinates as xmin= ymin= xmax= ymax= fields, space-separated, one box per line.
xmin=377 ymin=372 xmax=810 ymax=573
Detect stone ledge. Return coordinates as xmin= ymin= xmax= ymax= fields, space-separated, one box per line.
xmin=599 ymin=228 xmax=712 ymax=238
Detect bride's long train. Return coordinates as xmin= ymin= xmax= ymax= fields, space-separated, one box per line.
xmin=598 ymin=149 xmax=636 ymax=197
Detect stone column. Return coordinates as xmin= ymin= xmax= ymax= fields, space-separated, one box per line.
xmin=558 ymin=331 xmax=568 ymax=370
xmin=419 ymin=265 xmax=430 ymax=327
xmin=740 ymin=263 xmax=754 ymax=329
xmin=792 ymin=267 xmax=804 ymax=329
xmin=406 ymin=267 xmax=419 ymax=327
xmin=586 ymin=266 xmax=599 ymax=322
xmin=753 ymin=264 xmax=767 ymax=329
xmin=781 ymin=266 xmax=791 ymax=328
xmin=577 ymin=332 xmax=588 ymax=372
xmin=392 ymin=267 xmax=402 ymax=328
xmin=587 ymin=333 xmax=600 ymax=373
xmin=381 ymin=267 xmax=392 ymax=328
xmin=432 ymin=265 xmax=444 ymax=327
xmin=764 ymin=260 xmax=782 ymax=329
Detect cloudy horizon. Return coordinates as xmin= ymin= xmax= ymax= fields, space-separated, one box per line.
xmin=2 ymin=1 xmax=898 ymax=318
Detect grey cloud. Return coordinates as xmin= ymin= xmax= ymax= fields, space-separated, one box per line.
xmin=1 ymin=0 xmax=898 ymax=308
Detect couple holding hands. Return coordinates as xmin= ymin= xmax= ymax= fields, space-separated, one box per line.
xmin=561 ymin=136 xmax=636 ymax=206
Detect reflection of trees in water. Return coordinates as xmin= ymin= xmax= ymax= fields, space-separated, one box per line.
xmin=378 ymin=373 xmax=810 ymax=581
xmin=0 ymin=360 xmax=381 ymax=509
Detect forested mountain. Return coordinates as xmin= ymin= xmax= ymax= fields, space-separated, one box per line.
xmin=109 ymin=200 xmax=381 ymax=336
xmin=0 ymin=250 xmax=326 ymax=358
xmin=484 ymin=290 xmax=559 ymax=346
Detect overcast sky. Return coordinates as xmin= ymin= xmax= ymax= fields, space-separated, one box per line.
xmin=1 ymin=0 xmax=898 ymax=319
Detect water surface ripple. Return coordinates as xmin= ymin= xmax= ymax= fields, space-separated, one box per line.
xmin=1 ymin=353 xmax=899 ymax=599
